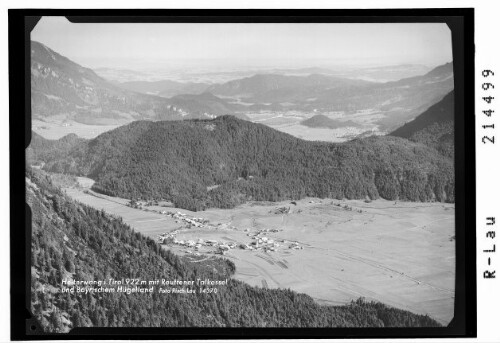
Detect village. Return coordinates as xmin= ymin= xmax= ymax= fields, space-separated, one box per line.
xmin=122 ymin=198 xmax=368 ymax=257
xmin=122 ymin=198 xmax=308 ymax=255
xmin=154 ymin=209 xmax=305 ymax=255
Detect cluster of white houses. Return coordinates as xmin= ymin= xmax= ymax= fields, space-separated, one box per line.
xmin=157 ymin=233 xmax=238 ymax=255
xmin=245 ymin=235 xmax=304 ymax=252
xmin=155 ymin=211 xmax=304 ymax=255
xmin=159 ymin=211 xmax=212 ymax=228
xmin=158 ymin=227 xmax=304 ymax=255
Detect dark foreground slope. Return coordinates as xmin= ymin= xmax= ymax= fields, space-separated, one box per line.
xmin=27 ymin=169 xmax=440 ymax=332
xmin=391 ymin=91 xmax=454 ymax=158
xmin=38 ymin=116 xmax=454 ymax=211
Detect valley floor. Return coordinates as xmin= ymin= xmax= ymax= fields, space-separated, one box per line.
xmin=32 ymin=119 xmax=122 ymax=140
xmin=63 ymin=177 xmax=455 ymax=325
xmin=32 ymin=110 xmax=387 ymax=142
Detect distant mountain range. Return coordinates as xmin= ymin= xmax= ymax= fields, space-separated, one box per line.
xmin=96 ymin=64 xmax=431 ymax=84
xmin=328 ymin=64 xmax=432 ymax=82
xmin=31 ymin=41 xmax=453 ymax=134
xmin=94 ymin=67 xmax=151 ymax=83
xmin=391 ymin=91 xmax=454 ymax=158
xmin=301 ymin=114 xmax=360 ymax=129
xmin=31 ymin=116 xmax=454 ymax=211
xmin=207 ymin=73 xmax=372 ymax=103
xmin=204 ymin=63 xmax=453 ymax=131
xmin=30 ymin=41 xmax=237 ymax=124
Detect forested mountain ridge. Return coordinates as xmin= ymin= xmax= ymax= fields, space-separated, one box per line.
xmin=34 ymin=116 xmax=454 ymax=211
xmin=27 ymin=131 xmax=87 ymax=165
xmin=27 ymin=169 xmax=441 ymax=332
xmin=390 ymin=91 xmax=454 ymax=158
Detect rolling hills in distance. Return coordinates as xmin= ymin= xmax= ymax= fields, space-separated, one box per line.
xmin=322 ymin=64 xmax=432 ymax=82
xmin=32 ymin=40 xmax=453 ymax=134
xmin=207 ymin=73 xmax=371 ymax=99
xmin=203 ymin=64 xmax=453 ymax=130
xmin=96 ymin=64 xmax=431 ymax=85
xmin=29 ymin=115 xmax=454 ymax=212
xmin=118 ymin=79 xmax=210 ymax=98
xmin=391 ymin=91 xmax=454 ymax=158
xmin=115 ymin=64 xmax=453 ymax=132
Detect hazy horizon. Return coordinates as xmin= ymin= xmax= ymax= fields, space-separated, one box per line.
xmin=31 ymin=17 xmax=453 ymax=71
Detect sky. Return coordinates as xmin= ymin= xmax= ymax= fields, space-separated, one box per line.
xmin=31 ymin=16 xmax=453 ymax=70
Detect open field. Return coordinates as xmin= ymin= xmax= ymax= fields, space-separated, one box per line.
xmin=63 ymin=177 xmax=455 ymax=325
xmin=274 ymin=125 xmax=363 ymax=142
xmin=32 ymin=108 xmax=388 ymax=142
xmin=32 ymin=119 xmax=122 ymax=139
xmin=245 ymin=111 xmax=356 ymax=142
xmin=244 ymin=110 xmax=387 ymax=141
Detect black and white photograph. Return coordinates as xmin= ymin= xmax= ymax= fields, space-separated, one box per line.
xmin=7 ymin=9 xmax=477 ymax=340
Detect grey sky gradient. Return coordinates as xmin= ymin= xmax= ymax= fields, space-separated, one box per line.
xmin=31 ymin=17 xmax=453 ymax=70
